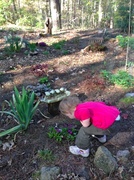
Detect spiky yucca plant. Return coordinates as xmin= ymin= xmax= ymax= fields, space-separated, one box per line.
xmin=0 ymin=86 xmax=39 ymax=137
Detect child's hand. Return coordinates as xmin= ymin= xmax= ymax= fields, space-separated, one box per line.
xmin=80 ymin=119 xmax=90 ymax=127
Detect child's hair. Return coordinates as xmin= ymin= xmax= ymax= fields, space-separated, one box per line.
xmin=59 ymin=95 xmax=81 ymax=115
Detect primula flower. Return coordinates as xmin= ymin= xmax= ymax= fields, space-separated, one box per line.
xmin=68 ymin=129 xmax=73 ymax=134
xmin=55 ymin=128 xmax=62 ymax=133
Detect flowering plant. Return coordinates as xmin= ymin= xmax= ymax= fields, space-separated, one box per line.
xmin=47 ymin=123 xmax=78 ymax=142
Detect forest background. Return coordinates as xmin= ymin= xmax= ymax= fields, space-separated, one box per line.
xmin=0 ymin=0 xmax=134 ymax=33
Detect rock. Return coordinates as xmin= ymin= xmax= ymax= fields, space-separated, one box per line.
xmin=41 ymin=166 xmax=61 ymax=180
xmin=94 ymin=146 xmax=118 ymax=174
xmin=125 ymin=93 xmax=134 ymax=97
xmin=77 ymin=166 xmax=90 ymax=180
xmin=116 ymin=150 xmax=130 ymax=162
xmin=109 ymin=132 xmax=134 ymax=146
xmin=130 ymin=146 xmax=134 ymax=153
xmin=57 ymin=172 xmax=86 ymax=180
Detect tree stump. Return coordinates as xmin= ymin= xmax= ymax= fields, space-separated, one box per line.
xmin=45 ymin=17 xmax=52 ymax=35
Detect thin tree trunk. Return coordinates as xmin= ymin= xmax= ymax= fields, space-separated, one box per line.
xmin=98 ymin=0 xmax=103 ymax=27
xmin=125 ymin=0 xmax=132 ymax=71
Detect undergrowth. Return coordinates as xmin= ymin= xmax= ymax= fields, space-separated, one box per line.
xmin=101 ymin=70 xmax=134 ymax=88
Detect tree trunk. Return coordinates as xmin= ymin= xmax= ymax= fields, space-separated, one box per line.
xmin=45 ymin=17 xmax=52 ymax=35
xmin=98 ymin=0 xmax=103 ymax=27
xmin=50 ymin=0 xmax=61 ymax=32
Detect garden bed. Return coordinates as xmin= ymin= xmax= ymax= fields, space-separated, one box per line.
xmin=0 ymin=28 xmax=134 ymax=180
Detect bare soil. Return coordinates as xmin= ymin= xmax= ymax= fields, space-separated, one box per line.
xmin=0 ymin=28 xmax=134 ymax=180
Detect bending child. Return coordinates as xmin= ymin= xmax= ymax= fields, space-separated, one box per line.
xmin=59 ymin=95 xmax=120 ymax=157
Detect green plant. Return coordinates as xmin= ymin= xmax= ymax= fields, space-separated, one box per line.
xmin=62 ymin=49 xmax=70 ymax=55
xmin=127 ymin=61 xmax=134 ymax=68
xmin=47 ymin=124 xmax=78 ymax=142
xmin=39 ymin=76 xmax=48 ymax=84
xmin=118 ymin=97 xmax=134 ymax=107
xmin=129 ymin=38 xmax=134 ymax=50
xmin=116 ymin=35 xmax=128 ymax=48
xmin=101 ymin=70 xmax=112 ymax=79
xmin=52 ymin=40 xmax=66 ymax=50
xmin=28 ymin=43 xmax=37 ymax=52
xmin=0 ymin=86 xmax=39 ymax=137
xmin=111 ymin=70 xmax=134 ymax=88
xmin=116 ymin=35 xmax=134 ymax=49
xmin=32 ymin=171 xmax=41 ymax=180
xmin=38 ymin=149 xmax=54 ymax=161
xmin=43 ymin=50 xmax=49 ymax=55
xmin=101 ymin=70 xmax=134 ymax=88
xmin=4 ymin=34 xmax=23 ymax=54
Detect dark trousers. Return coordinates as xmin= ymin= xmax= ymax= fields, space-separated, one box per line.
xmin=75 ymin=124 xmax=109 ymax=150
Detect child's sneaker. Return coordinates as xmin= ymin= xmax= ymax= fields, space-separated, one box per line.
xmin=115 ymin=115 xmax=121 ymax=121
xmin=69 ymin=145 xmax=89 ymax=157
xmin=92 ymin=135 xmax=106 ymax=143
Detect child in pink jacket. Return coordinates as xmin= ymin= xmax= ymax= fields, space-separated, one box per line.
xmin=59 ymin=95 xmax=120 ymax=157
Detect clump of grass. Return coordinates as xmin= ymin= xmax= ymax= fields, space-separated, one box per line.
xmin=38 ymin=149 xmax=54 ymax=161
xmin=118 ymin=97 xmax=134 ymax=108
xmin=43 ymin=50 xmax=49 ymax=55
xmin=32 ymin=171 xmax=41 ymax=180
xmin=52 ymin=40 xmax=66 ymax=50
xmin=62 ymin=49 xmax=70 ymax=55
